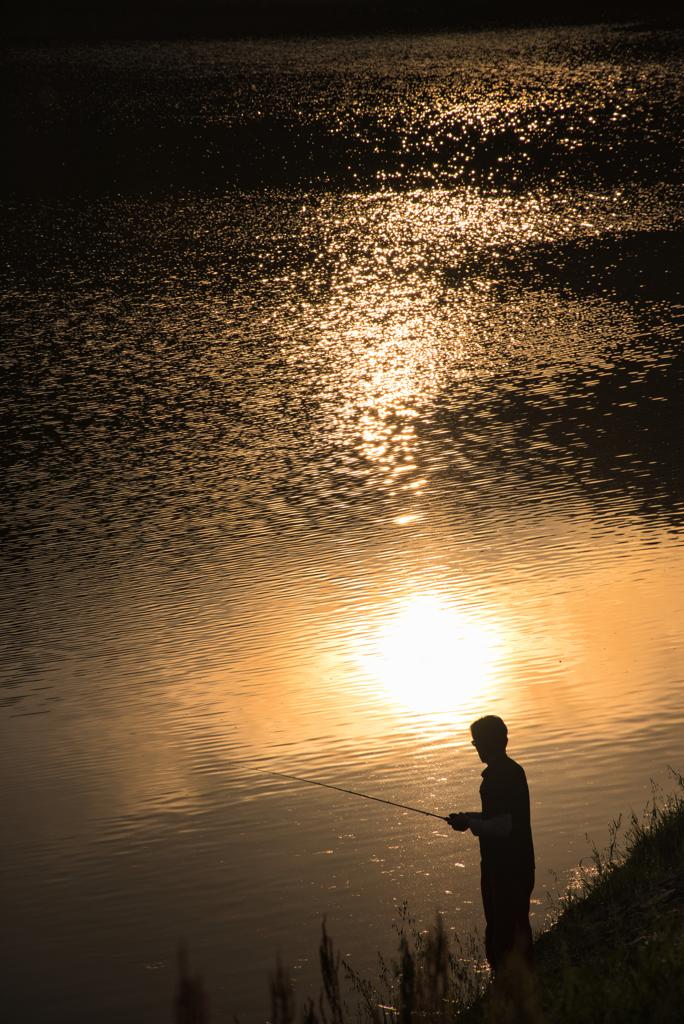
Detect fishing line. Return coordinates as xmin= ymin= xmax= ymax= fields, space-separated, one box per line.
xmin=229 ymin=762 xmax=449 ymax=821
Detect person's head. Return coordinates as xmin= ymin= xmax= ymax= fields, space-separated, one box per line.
xmin=470 ymin=715 xmax=508 ymax=764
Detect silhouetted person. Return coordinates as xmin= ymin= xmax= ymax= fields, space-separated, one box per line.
xmin=449 ymin=715 xmax=535 ymax=974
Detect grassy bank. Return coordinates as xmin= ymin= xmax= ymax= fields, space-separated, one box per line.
xmin=528 ymin=770 xmax=684 ymax=1024
xmin=175 ymin=770 xmax=684 ymax=1023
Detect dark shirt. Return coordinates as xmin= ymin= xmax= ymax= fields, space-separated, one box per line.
xmin=478 ymin=754 xmax=535 ymax=873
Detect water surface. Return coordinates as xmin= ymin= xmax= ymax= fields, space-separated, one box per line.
xmin=2 ymin=24 xmax=683 ymax=1022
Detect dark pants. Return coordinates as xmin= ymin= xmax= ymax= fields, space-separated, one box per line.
xmin=480 ymin=869 xmax=535 ymax=972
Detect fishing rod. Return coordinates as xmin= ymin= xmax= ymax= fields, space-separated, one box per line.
xmin=229 ymin=761 xmax=449 ymax=821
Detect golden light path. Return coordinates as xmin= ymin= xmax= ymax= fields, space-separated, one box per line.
xmin=356 ymin=593 xmax=501 ymax=715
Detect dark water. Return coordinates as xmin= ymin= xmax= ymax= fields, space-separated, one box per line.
xmin=2 ymin=24 xmax=683 ymax=1023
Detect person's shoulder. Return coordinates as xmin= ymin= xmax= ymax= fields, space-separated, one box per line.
xmin=504 ymin=754 xmax=523 ymax=769
xmin=502 ymin=755 xmax=528 ymax=780
xmin=483 ymin=755 xmax=528 ymax=781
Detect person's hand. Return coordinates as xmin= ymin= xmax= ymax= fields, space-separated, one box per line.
xmin=447 ymin=813 xmax=469 ymax=832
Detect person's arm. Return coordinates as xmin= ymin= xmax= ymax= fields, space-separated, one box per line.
xmin=448 ymin=810 xmax=512 ymax=836
xmin=447 ymin=812 xmax=469 ymax=831
xmin=466 ymin=813 xmax=512 ymax=838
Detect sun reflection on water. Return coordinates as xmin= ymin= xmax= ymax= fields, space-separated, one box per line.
xmin=357 ymin=594 xmax=500 ymax=714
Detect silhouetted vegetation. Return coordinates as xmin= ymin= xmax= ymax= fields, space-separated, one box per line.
xmin=174 ymin=769 xmax=684 ymax=1022
xmin=529 ymin=769 xmax=684 ymax=1024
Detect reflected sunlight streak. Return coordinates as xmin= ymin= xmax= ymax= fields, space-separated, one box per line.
xmin=357 ymin=594 xmax=500 ymax=714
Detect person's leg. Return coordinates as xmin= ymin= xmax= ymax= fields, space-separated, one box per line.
xmin=490 ymin=871 xmax=535 ymax=970
xmin=480 ymin=869 xmax=497 ymax=970
xmin=512 ymin=870 xmax=535 ymax=966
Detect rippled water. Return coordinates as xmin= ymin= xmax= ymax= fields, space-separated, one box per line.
xmin=2 ymin=24 xmax=684 ymax=1023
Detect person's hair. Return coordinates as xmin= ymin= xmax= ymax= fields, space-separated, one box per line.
xmin=470 ymin=715 xmax=508 ymax=751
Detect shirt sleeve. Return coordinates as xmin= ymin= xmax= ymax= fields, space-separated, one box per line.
xmin=467 ymin=813 xmax=512 ymax=838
